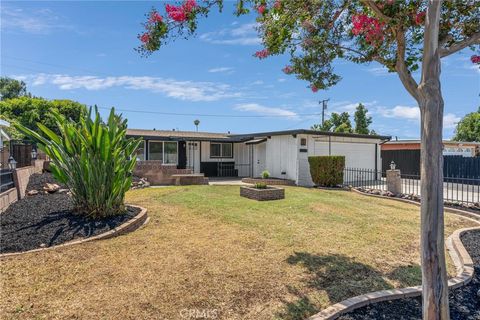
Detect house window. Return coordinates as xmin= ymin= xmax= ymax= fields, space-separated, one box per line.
xmin=147 ymin=141 xmax=178 ymax=164
xmin=149 ymin=141 xmax=163 ymax=161
xmin=164 ymin=141 xmax=178 ymax=164
xmin=300 ymin=138 xmax=307 ymax=146
xmin=135 ymin=141 xmax=145 ymax=161
xmin=210 ymin=142 xmax=233 ymax=158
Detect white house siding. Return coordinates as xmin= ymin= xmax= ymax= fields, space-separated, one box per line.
xmin=265 ymin=135 xmax=298 ymax=181
xmin=296 ymin=134 xmax=383 ymax=186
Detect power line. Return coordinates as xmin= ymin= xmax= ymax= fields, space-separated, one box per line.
xmin=97 ymin=106 xmax=321 ymax=119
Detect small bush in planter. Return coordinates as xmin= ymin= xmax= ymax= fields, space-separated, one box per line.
xmin=254 ymin=182 xmax=268 ymax=189
xmin=308 ymin=156 xmax=345 ymax=187
xmin=16 ymin=107 xmax=141 ymax=218
xmin=261 ymin=170 xmax=270 ymax=179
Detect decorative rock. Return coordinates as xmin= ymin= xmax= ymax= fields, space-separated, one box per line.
xmin=27 ymin=190 xmax=39 ymax=196
xmin=58 ymin=189 xmax=69 ymax=194
xmin=43 ymin=183 xmax=60 ymax=193
xmin=39 ymin=243 xmax=46 ymax=248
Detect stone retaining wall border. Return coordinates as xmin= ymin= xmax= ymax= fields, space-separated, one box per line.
xmin=0 ymin=204 xmax=148 ymax=259
xmin=308 ymin=190 xmax=480 ymax=320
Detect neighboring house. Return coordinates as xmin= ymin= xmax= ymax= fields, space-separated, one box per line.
xmin=381 ymin=140 xmax=480 ymax=175
xmin=127 ymin=128 xmax=390 ymax=186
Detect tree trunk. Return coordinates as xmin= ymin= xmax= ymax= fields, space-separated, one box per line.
xmin=418 ymin=1 xmax=450 ymax=319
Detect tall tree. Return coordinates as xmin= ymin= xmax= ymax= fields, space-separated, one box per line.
xmin=354 ymin=103 xmax=372 ymax=134
xmin=138 ymin=1 xmax=480 ymax=318
xmin=311 ymin=111 xmax=352 ymax=132
xmin=0 ymin=77 xmax=29 ymax=100
xmin=452 ymin=107 xmax=480 ymax=142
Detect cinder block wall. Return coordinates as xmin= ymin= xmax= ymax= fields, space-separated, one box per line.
xmin=0 ymin=188 xmax=17 ymax=213
xmin=13 ymin=160 xmax=44 ymax=199
xmin=134 ymin=161 xmax=192 ymax=185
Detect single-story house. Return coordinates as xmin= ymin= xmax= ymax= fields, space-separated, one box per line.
xmin=127 ymin=128 xmax=390 ymax=186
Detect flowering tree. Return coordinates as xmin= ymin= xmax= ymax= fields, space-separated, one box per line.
xmin=137 ymin=1 xmax=480 ymax=318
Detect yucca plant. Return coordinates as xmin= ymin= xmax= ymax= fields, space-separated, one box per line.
xmin=16 ymin=107 xmax=141 ymax=218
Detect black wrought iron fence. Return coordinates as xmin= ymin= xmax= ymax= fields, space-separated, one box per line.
xmin=343 ymin=167 xmax=480 ymax=205
xmin=0 ymin=169 xmax=14 ymax=192
xmin=343 ymin=167 xmax=387 ymax=191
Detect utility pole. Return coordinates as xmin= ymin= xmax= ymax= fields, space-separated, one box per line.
xmin=319 ymin=99 xmax=329 ymax=126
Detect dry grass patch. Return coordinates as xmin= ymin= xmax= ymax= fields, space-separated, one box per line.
xmin=0 ymin=186 xmax=476 ymax=320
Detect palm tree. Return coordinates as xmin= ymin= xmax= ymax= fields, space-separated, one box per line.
xmin=194 ymin=119 xmax=200 ymax=132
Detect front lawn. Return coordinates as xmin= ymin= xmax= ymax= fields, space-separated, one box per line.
xmin=1 ymin=186 xmax=476 ymax=320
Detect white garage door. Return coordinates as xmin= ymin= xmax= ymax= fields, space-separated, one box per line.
xmin=331 ymin=142 xmax=376 ymax=169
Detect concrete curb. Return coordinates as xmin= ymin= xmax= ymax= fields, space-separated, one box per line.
xmin=0 ymin=204 xmax=148 ymax=259
xmin=308 ymin=190 xmax=480 ymax=320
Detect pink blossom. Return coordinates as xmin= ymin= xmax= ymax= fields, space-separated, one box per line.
xmin=351 ymin=14 xmax=385 ymax=45
xmin=140 ymin=32 xmax=150 ymax=43
xmin=274 ymin=0 xmax=281 ymax=9
xmin=149 ymin=11 xmax=163 ymax=23
xmin=311 ymin=85 xmax=318 ymax=93
xmin=471 ymin=55 xmax=480 ymax=64
xmin=415 ymin=11 xmax=426 ymax=25
xmin=257 ymin=5 xmax=266 ymax=15
xmin=282 ymin=65 xmax=293 ymax=74
xmin=254 ymin=49 xmax=269 ymax=59
xmin=165 ymin=0 xmax=197 ymax=22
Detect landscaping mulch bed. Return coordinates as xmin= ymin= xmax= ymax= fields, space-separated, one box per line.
xmin=0 ymin=173 xmax=140 ymax=254
xmin=338 ymin=229 xmax=480 ymax=320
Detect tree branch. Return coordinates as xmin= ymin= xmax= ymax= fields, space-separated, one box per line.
xmin=395 ymin=29 xmax=420 ymax=101
xmin=439 ymin=32 xmax=480 ymax=57
xmin=360 ymin=0 xmax=392 ymax=22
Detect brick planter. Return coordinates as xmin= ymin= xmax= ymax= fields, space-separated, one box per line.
xmin=240 ymin=185 xmax=285 ymax=201
xmin=241 ymin=177 xmax=295 ymax=186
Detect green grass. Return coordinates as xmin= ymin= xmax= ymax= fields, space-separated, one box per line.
xmin=1 ymin=185 xmax=476 ymax=320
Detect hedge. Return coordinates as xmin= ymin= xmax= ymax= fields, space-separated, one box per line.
xmin=308 ymin=156 xmax=345 ymax=187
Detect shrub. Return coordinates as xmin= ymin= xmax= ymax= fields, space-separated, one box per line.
xmin=261 ymin=170 xmax=270 ymax=179
xmin=16 ymin=107 xmax=141 ymax=218
xmin=254 ymin=182 xmax=268 ymax=189
xmin=308 ymin=156 xmax=345 ymax=187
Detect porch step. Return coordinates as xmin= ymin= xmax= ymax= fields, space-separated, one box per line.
xmin=171 ymin=173 xmax=209 ymax=186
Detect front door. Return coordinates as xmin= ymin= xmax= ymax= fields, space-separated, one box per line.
xmin=186 ymin=141 xmax=200 ymax=173
xmin=253 ymin=142 xmax=266 ymax=177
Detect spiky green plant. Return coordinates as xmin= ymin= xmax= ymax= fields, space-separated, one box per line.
xmin=16 ymin=107 xmax=141 ymax=218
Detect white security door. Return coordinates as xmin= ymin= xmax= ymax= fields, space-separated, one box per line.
xmin=253 ymin=143 xmax=266 ymax=177
xmin=186 ymin=141 xmax=200 ymax=173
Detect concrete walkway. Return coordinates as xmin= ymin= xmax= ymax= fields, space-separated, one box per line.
xmin=208 ymin=178 xmax=249 ymax=186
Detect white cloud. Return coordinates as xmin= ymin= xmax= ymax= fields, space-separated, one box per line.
xmin=200 ymin=22 xmax=261 ymax=46
xmin=377 ymin=105 xmax=460 ymax=129
xmin=1 ymin=7 xmax=75 ymax=34
xmin=367 ymin=66 xmax=393 ymax=76
xmin=21 ymin=73 xmax=242 ymax=102
xmin=443 ymin=113 xmax=461 ymax=129
xmin=234 ymin=103 xmax=297 ymax=118
xmin=379 ymin=105 xmax=420 ymax=120
xmin=251 ymin=80 xmax=264 ymax=85
xmin=277 ymin=78 xmax=287 ymax=82
xmin=208 ymin=67 xmax=234 ymax=73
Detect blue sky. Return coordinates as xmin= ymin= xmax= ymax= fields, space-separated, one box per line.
xmin=1 ymin=1 xmax=479 ymax=139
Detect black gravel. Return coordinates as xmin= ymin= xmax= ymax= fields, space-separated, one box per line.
xmin=338 ymin=230 xmax=480 ymax=320
xmin=1 ymin=173 xmax=140 ymax=254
